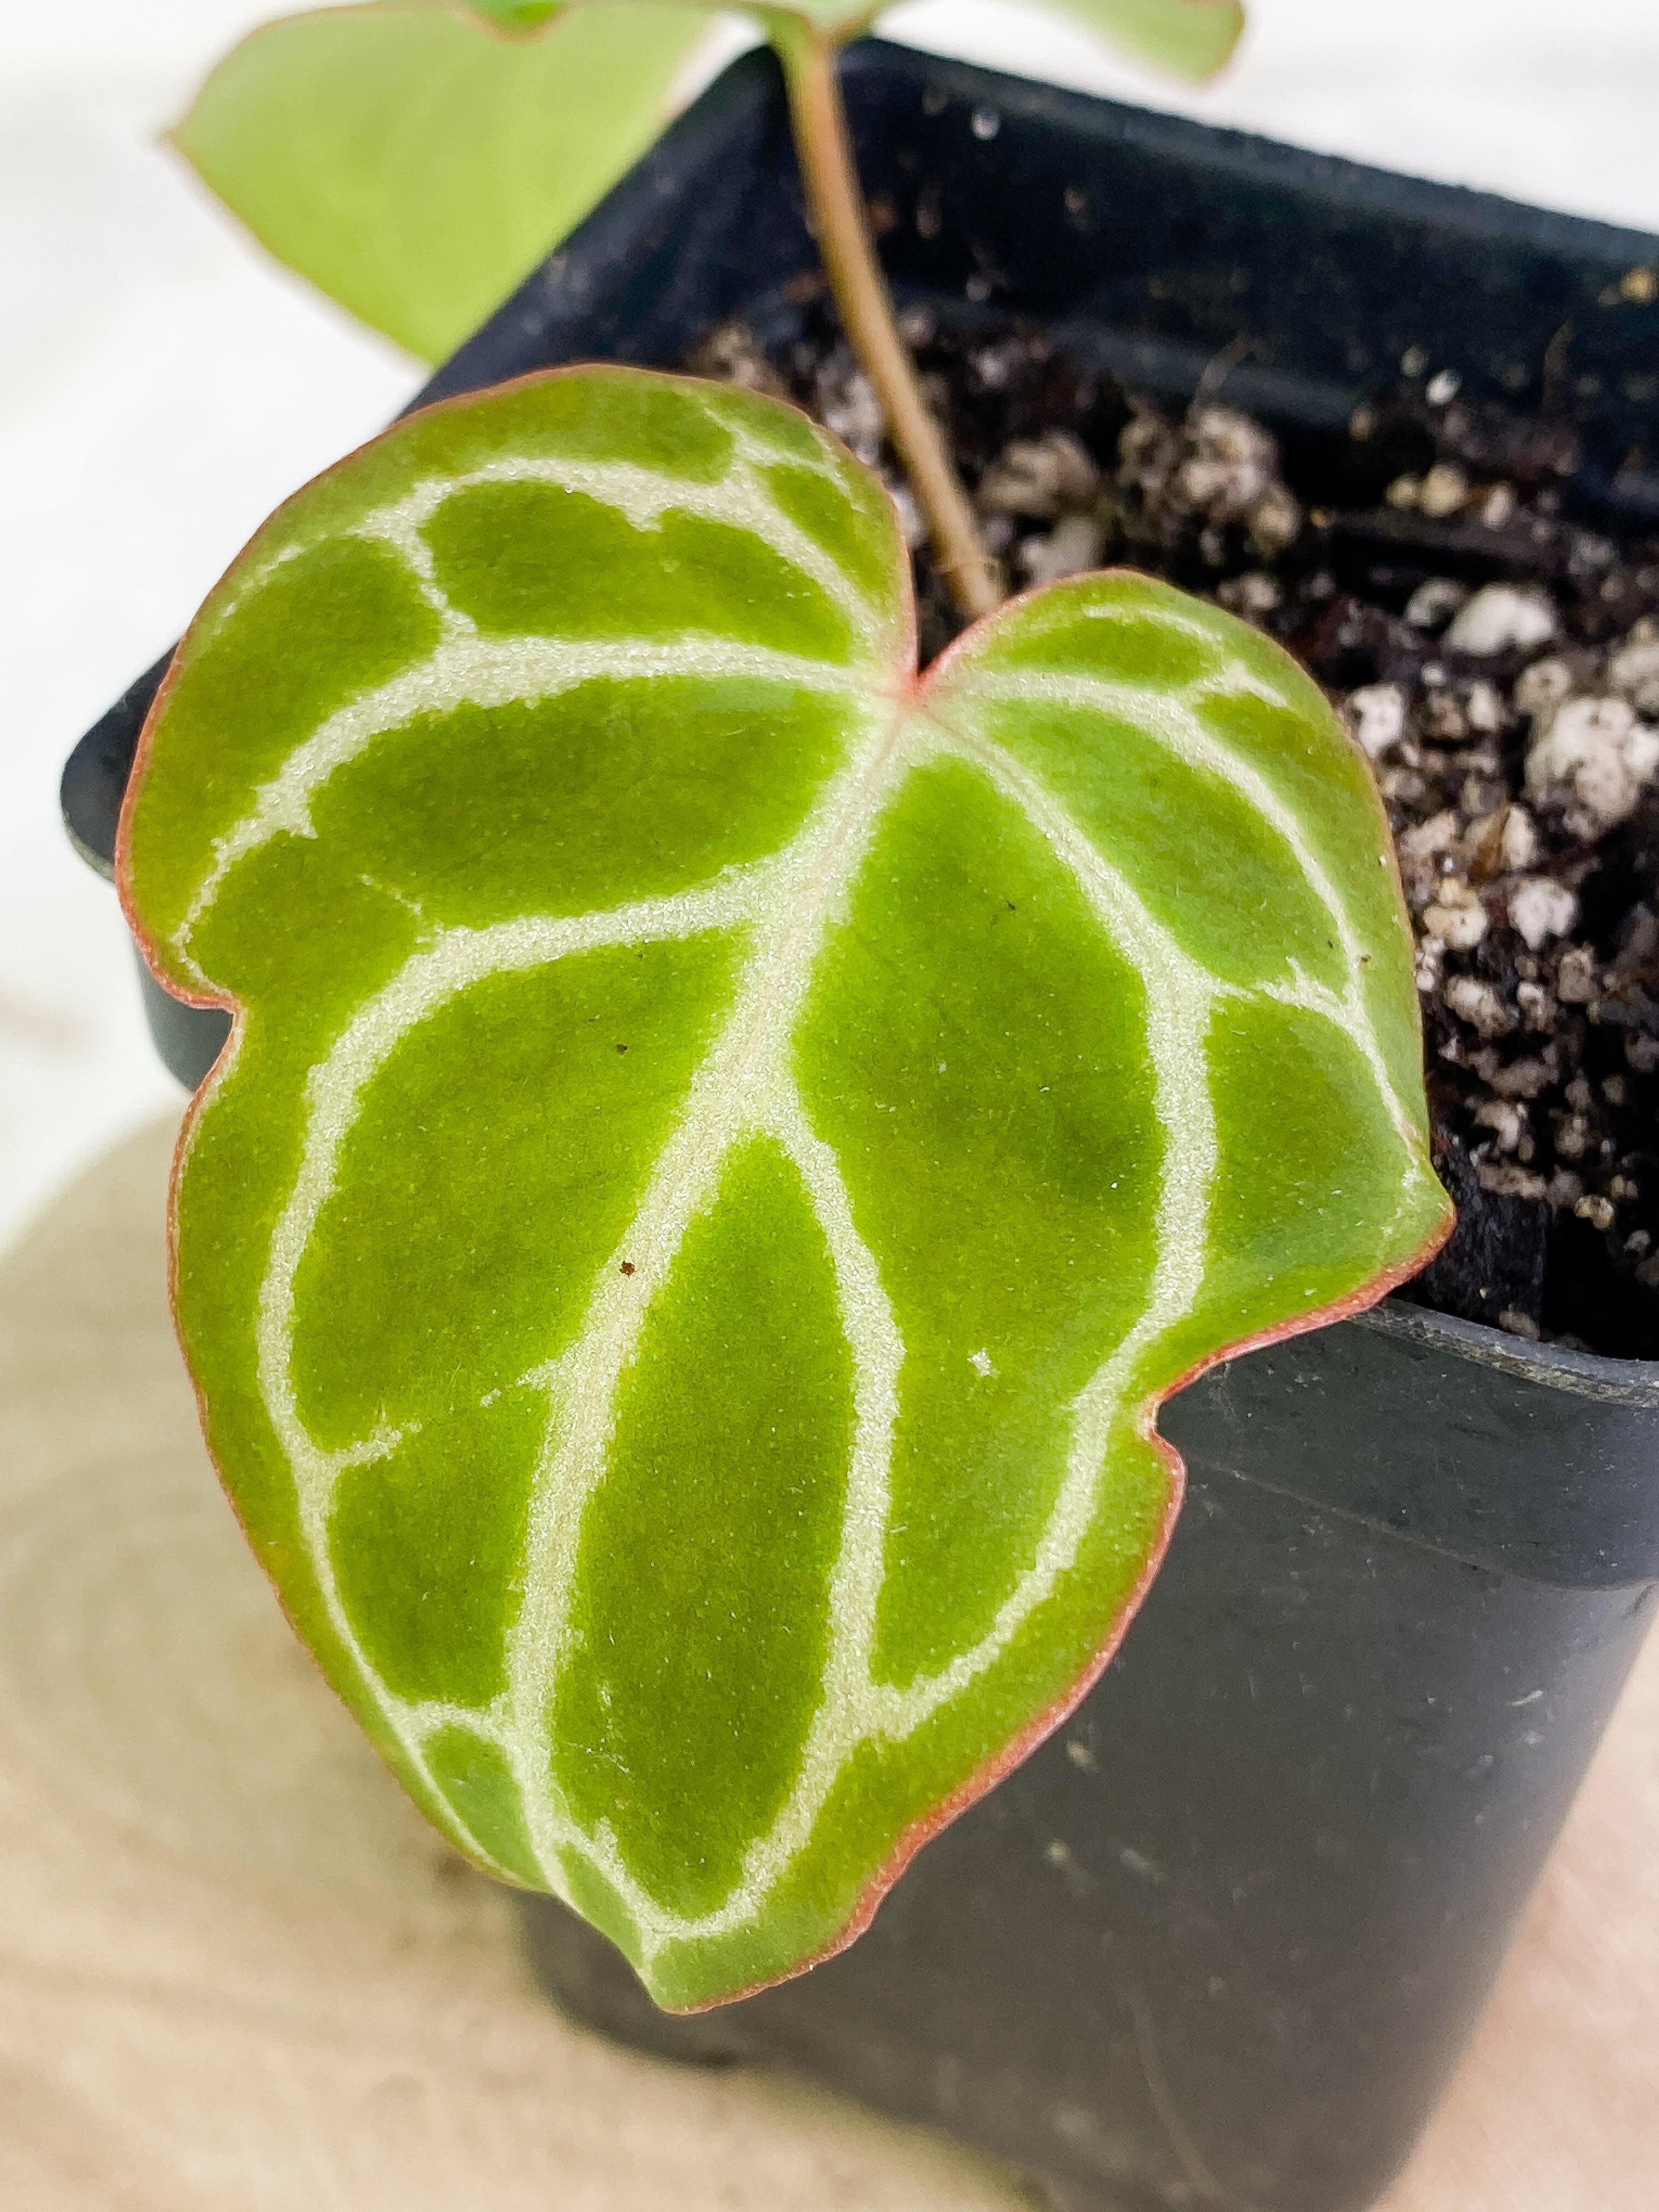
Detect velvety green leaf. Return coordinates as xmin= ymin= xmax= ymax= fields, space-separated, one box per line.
xmin=120 ymin=368 xmax=1448 ymax=2011
xmin=171 ymin=3 xmax=719 ymax=362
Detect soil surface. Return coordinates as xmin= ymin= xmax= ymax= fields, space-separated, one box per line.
xmin=691 ymin=308 xmax=1659 ymax=1359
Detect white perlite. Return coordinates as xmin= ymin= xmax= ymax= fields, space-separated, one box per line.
xmin=1475 ymin=1097 xmax=1525 ymax=1151
xmin=1465 ymin=680 xmax=1506 ymax=735
xmin=1513 ymin=657 xmax=1575 ymax=719
xmin=1556 ymin=945 xmax=1599 ymax=1002
xmin=1422 ymin=878 xmax=1488 ymax=949
xmin=1608 ymin=631 xmax=1659 ymax=714
xmin=1498 ymin=803 xmax=1538 ymax=873
xmin=978 ymin=431 xmax=1100 ymax=520
xmin=1508 ymin=876 xmax=1579 ymax=950
xmin=1404 ymin=577 xmax=1469 ymax=631
xmin=1344 ymin=682 xmax=1407 ymax=759
xmin=1526 ymin=695 xmax=1659 ymax=833
xmin=1418 ymin=463 xmax=1469 ymax=518
xmin=1020 ymin=512 xmax=1105 ymax=586
xmin=1444 ymin=975 xmax=1510 ymax=1039
xmin=1477 ymin=1162 xmax=1548 ymax=1200
xmin=1398 ymin=809 xmax=1458 ymax=864
xmin=1443 ymin=584 xmax=1557 ymax=657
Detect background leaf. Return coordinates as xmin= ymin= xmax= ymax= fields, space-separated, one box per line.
xmin=171 ymin=3 xmax=720 ymax=362
xmin=745 ymin=0 xmax=1243 ymax=68
xmin=1032 ymin=0 xmax=1244 ymax=79
xmin=120 ymin=369 xmax=1446 ymax=2010
xmin=174 ymin=0 xmax=1243 ymax=363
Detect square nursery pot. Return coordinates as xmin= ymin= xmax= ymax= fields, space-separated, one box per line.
xmin=63 ymin=40 xmax=1659 ymax=2212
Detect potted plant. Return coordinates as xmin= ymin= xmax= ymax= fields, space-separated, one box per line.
xmin=60 ymin=10 xmax=1659 ymax=2212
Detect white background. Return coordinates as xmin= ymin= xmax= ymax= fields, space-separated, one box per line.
xmin=4 ymin=0 xmax=1658 ymax=1254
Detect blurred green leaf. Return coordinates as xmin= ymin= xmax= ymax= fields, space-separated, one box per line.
xmin=175 ymin=0 xmax=1244 ymax=365
xmin=172 ymin=3 xmax=720 ymax=363
xmin=1033 ymin=0 xmax=1244 ymax=78
xmin=756 ymin=0 xmax=1245 ymax=68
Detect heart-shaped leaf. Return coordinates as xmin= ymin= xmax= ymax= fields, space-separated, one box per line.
xmin=171 ymin=3 xmax=720 ymax=362
xmin=120 ymin=368 xmax=1448 ymax=2010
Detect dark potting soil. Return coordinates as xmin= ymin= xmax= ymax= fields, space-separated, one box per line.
xmin=690 ymin=307 xmax=1659 ymax=1359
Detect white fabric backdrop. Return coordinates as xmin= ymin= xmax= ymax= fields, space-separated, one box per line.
xmin=4 ymin=0 xmax=1658 ymax=1250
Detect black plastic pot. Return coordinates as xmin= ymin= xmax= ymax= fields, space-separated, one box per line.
xmin=63 ymin=40 xmax=1659 ymax=2212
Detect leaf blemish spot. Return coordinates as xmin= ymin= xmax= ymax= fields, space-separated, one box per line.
xmin=620 ymin=1261 xmax=636 ymax=1276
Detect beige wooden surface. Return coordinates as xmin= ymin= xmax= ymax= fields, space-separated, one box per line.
xmin=0 ymin=1117 xmax=1654 ymax=2210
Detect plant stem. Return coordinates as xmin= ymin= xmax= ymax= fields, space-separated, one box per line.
xmin=769 ymin=22 xmax=1000 ymax=622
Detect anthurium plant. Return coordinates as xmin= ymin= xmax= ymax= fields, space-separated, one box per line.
xmin=119 ymin=363 xmax=1451 ymax=2010
xmin=124 ymin=0 xmax=1452 ymax=2015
